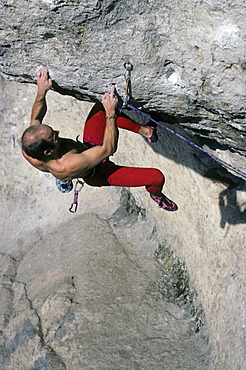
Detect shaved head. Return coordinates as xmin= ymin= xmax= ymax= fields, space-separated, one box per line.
xmin=22 ymin=124 xmax=52 ymax=146
xmin=21 ymin=124 xmax=56 ymax=161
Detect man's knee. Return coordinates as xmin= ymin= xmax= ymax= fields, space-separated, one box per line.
xmin=152 ymin=168 xmax=165 ymax=185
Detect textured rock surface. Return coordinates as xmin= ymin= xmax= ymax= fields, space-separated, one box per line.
xmin=0 ymin=215 xmax=210 ymax=369
xmin=0 ymin=80 xmax=245 ymax=369
xmin=0 ymin=0 xmax=246 ymax=154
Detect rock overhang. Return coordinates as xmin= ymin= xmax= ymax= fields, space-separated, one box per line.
xmin=0 ymin=0 xmax=245 ymax=154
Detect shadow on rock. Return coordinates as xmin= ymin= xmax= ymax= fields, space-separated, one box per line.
xmin=124 ymin=98 xmax=245 ymax=227
xmin=219 ymin=181 xmax=246 ymax=228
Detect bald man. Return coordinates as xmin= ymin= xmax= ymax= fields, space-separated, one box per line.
xmin=21 ymin=66 xmax=178 ymax=211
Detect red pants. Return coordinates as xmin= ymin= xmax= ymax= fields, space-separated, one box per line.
xmin=82 ymin=103 xmax=165 ymax=195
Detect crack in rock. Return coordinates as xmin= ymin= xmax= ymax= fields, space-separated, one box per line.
xmin=0 ymin=253 xmax=67 ymax=369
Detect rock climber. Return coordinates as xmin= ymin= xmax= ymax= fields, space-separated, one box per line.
xmin=21 ymin=66 xmax=178 ymax=211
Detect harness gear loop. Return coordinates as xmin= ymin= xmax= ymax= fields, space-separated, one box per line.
xmin=123 ymin=62 xmax=133 ymax=105
xmin=69 ymin=179 xmax=84 ymax=213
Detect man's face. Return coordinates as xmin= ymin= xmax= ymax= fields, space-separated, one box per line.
xmin=40 ymin=125 xmax=61 ymax=153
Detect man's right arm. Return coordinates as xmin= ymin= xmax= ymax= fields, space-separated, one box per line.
xmin=100 ymin=85 xmax=119 ymax=155
xmin=30 ymin=66 xmax=52 ymax=126
xmin=62 ymin=86 xmax=119 ymax=177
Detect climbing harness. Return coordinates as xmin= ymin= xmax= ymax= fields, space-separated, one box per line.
xmin=69 ymin=179 xmax=84 ymax=213
xmin=121 ymin=63 xmax=246 ymax=179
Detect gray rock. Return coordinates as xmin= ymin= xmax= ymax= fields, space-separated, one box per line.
xmin=1 ymin=214 xmax=210 ymax=369
xmin=0 ymin=0 xmax=245 ymax=153
xmin=0 ymin=77 xmax=245 ymax=369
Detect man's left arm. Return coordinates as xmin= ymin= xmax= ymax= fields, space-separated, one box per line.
xmin=30 ymin=66 xmax=52 ymax=126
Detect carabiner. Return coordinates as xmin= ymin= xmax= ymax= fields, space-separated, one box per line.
xmin=124 ymin=61 xmax=133 ymax=73
xmin=69 ymin=179 xmax=84 ymax=213
xmin=74 ymin=179 xmax=84 ymax=192
xmin=69 ymin=200 xmax=78 ymax=213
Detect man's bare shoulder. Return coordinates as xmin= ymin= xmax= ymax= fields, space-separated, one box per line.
xmin=48 ymin=150 xmax=90 ymax=180
xmin=22 ymin=145 xmax=97 ymax=180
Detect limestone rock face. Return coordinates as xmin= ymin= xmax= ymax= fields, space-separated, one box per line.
xmin=0 ymin=0 xmax=245 ymax=154
xmin=0 ymin=215 xmax=210 ymax=369
xmin=0 ymin=80 xmax=245 ymax=369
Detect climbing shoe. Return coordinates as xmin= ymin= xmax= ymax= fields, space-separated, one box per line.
xmin=56 ymin=179 xmax=73 ymax=193
xmin=150 ymin=193 xmax=178 ymax=211
xmin=147 ymin=124 xmax=158 ymax=143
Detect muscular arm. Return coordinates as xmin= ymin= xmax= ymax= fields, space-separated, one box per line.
xmin=30 ymin=66 xmax=52 ymax=126
xmin=61 ymin=86 xmax=119 ymax=177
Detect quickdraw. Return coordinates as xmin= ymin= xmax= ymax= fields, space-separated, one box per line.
xmin=69 ymin=179 xmax=84 ymax=213
xmin=123 ymin=61 xmax=133 ymax=105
